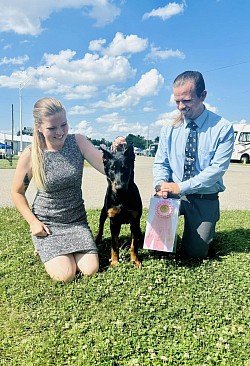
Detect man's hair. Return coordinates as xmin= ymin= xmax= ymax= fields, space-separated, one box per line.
xmin=173 ymin=71 xmax=205 ymax=97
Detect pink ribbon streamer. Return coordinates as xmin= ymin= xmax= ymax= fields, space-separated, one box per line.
xmin=144 ymin=200 xmax=174 ymax=251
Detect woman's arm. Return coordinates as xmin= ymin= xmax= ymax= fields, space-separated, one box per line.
xmin=75 ymin=134 xmax=105 ymax=174
xmin=11 ymin=148 xmax=50 ymax=236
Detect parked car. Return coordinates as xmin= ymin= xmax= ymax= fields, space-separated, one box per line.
xmin=231 ymin=124 xmax=250 ymax=164
xmin=134 ymin=147 xmax=143 ymax=155
xmin=148 ymin=143 xmax=158 ymax=157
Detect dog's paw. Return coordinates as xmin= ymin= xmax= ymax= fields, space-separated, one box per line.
xmin=108 ymin=207 xmax=121 ymax=218
xmin=110 ymin=259 xmax=119 ymax=266
xmin=132 ymin=259 xmax=142 ymax=268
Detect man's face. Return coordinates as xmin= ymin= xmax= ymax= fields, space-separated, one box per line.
xmin=173 ymin=81 xmax=207 ymax=120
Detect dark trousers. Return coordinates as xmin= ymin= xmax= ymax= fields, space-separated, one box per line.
xmin=179 ymin=194 xmax=220 ymax=259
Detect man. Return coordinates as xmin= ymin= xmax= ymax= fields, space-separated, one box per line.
xmin=153 ymin=71 xmax=234 ymax=259
xmin=110 ymin=136 xmax=127 ymax=153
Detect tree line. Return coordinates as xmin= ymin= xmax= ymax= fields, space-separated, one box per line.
xmin=17 ymin=128 xmax=159 ymax=149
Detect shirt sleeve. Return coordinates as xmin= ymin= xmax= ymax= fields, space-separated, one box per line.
xmin=178 ymin=122 xmax=234 ymax=194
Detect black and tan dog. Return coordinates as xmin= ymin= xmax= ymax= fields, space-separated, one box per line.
xmin=96 ymin=145 xmax=142 ymax=267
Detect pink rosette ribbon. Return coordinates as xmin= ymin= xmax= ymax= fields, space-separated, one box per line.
xmin=144 ymin=199 xmax=174 ymax=251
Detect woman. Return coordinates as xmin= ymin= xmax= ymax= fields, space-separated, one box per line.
xmin=11 ymin=97 xmax=105 ymax=282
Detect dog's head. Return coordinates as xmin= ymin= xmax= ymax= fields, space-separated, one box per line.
xmin=101 ymin=144 xmax=135 ymax=192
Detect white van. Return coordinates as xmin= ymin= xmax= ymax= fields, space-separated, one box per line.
xmin=231 ymin=124 xmax=250 ymax=163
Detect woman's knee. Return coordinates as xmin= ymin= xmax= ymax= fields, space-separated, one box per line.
xmin=44 ymin=255 xmax=77 ymax=282
xmin=75 ymin=253 xmax=99 ymax=276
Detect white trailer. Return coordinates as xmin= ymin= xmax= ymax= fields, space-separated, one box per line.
xmin=231 ymin=124 xmax=250 ymax=163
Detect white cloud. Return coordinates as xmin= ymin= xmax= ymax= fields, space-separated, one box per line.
xmin=96 ymin=32 xmax=148 ymax=56
xmin=154 ymin=109 xmax=179 ymax=127
xmin=108 ymin=122 xmax=149 ymax=137
xmin=43 ymin=50 xmax=136 ymax=87
xmin=3 ymin=44 xmax=11 ymax=50
xmin=68 ymin=105 xmax=96 ymax=115
xmin=0 ymin=55 xmax=29 ymax=65
xmin=83 ymin=0 xmax=121 ymax=27
xmin=64 ymin=85 xmax=98 ymax=100
xmin=0 ymin=48 xmax=136 ymax=98
xmin=94 ymin=69 xmax=164 ymax=109
xmin=70 ymin=119 xmax=94 ymax=137
xmin=89 ymin=38 xmax=107 ymax=53
xmin=143 ymin=2 xmax=185 ymax=21
xmin=95 ymin=112 xmax=151 ymax=140
xmin=0 ymin=0 xmax=121 ymax=35
xmin=96 ymin=112 xmax=125 ymax=125
xmin=204 ymin=102 xmax=218 ymax=113
xmin=146 ymin=46 xmax=185 ymax=61
xmin=143 ymin=107 xmax=156 ymax=112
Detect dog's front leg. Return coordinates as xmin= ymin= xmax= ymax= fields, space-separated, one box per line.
xmin=95 ymin=206 xmax=107 ymax=245
xmin=110 ymin=222 xmax=121 ymax=266
xmin=130 ymin=223 xmax=142 ymax=268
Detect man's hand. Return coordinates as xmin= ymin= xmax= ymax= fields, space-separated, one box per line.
xmin=155 ymin=182 xmax=181 ymax=197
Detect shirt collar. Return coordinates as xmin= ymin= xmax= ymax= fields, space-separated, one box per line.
xmin=184 ymin=106 xmax=208 ymax=129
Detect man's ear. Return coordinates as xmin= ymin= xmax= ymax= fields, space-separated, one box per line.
xmin=200 ymin=90 xmax=207 ymax=102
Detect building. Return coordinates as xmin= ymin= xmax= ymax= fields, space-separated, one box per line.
xmin=0 ymin=132 xmax=33 ymax=155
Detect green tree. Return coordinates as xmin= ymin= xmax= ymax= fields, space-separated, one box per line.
xmin=126 ymin=134 xmax=150 ymax=149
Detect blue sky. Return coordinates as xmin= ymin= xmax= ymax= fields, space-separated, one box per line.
xmin=0 ymin=0 xmax=249 ymax=141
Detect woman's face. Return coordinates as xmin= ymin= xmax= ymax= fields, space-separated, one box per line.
xmin=39 ymin=110 xmax=69 ymax=150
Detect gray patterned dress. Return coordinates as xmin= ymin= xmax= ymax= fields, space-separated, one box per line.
xmin=31 ymin=134 xmax=97 ymax=263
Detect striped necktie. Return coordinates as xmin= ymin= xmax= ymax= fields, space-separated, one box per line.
xmin=183 ymin=120 xmax=197 ymax=181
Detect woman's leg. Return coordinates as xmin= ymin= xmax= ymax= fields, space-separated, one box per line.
xmin=74 ymin=253 xmax=99 ymax=276
xmin=44 ymin=254 xmax=77 ymax=282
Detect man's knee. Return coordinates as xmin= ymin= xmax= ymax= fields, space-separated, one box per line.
xmin=181 ymin=241 xmax=209 ymax=259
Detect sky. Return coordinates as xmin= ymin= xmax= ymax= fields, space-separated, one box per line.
xmin=0 ymin=0 xmax=250 ymax=142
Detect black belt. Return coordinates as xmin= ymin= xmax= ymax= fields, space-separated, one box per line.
xmin=186 ymin=193 xmax=218 ymax=200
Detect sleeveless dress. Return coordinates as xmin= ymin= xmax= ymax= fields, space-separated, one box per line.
xmin=31 ymin=134 xmax=97 ymax=263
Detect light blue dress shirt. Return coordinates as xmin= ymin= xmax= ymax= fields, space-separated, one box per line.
xmin=153 ymin=107 xmax=234 ymax=195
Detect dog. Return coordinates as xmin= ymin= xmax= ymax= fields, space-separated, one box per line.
xmin=95 ymin=145 xmax=143 ymax=268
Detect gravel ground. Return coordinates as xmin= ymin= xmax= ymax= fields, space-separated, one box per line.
xmin=1 ymin=156 xmax=250 ymax=210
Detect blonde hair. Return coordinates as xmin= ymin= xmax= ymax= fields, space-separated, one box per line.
xmin=172 ymin=112 xmax=184 ymax=127
xmin=31 ymin=97 xmax=65 ymax=190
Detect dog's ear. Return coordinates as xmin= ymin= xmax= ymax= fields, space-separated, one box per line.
xmin=124 ymin=143 xmax=135 ymax=159
xmin=101 ymin=147 xmax=113 ymax=161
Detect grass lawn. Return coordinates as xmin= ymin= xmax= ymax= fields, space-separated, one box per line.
xmin=0 ymin=208 xmax=249 ymax=365
xmin=0 ymin=156 xmax=18 ymax=169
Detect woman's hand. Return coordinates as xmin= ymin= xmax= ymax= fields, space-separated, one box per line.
xmin=30 ymin=219 xmax=51 ymax=237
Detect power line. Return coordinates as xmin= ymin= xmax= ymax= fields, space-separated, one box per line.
xmin=204 ymin=60 xmax=250 ymax=73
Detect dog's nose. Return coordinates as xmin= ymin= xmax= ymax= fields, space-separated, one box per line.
xmin=115 ymin=183 xmax=123 ymax=190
